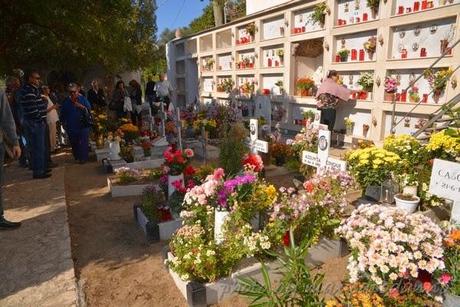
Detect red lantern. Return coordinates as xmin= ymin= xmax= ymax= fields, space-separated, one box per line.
xmin=363 ymin=13 xmax=368 ymax=21
xmin=422 ymin=1 xmax=428 ymax=9
xmin=351 ymin=49 xmax=358 ymax=60
xmin=401 ymin=49 xmax=408 ymax=59
xmin=302 ymin=26 xmax=306 ymax=32
xmin=268 ymin=58 xmax=272 ymax=67
xmin=395 ymin=93 xmax=401 ymax=102
xmin=414 ymin=1 xmax=420 ymax=11
xmin=422 ymin=94 xmax=428 ymax=103
xmin=398 ymin=6 xmax=404 ymax=14
xmin=420 ymin=48 xmax=427 ymax=57
xmin=401 ymin=90 xmax=407 ymax=102
xmin=335 ymin=55 xmax=341 ymax=62
xmin=356 ymin=17 xmax=360 ymax=23
xmin=359 ymin=49 xmax=365 ymax=61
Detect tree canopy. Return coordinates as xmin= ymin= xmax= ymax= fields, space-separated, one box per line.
xmin=0 ymin=0 xmax=158 ymax=75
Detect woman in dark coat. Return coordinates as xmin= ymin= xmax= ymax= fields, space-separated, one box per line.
xmin=109 ymin=80 xmax=127 ymax=120
xmin=129 ymin=79 xmax=142 ymax=125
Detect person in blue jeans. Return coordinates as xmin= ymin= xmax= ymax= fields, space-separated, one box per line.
xmin=60 ymin=84 xmax=91 ymax=164
xmin=19 ymin=71 xmax=50 ymax=179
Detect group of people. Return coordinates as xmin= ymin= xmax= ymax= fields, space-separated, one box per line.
xmin=0 ymin=71 xmax=174 ymax=230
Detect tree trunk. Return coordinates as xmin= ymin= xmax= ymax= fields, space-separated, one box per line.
xmin=212 ymin=0 xmax=224 ymax=26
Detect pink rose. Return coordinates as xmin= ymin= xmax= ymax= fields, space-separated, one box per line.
xmin=213 ymin=168 xmax=225 ymax=180
xmin=184 ymin=148 xmax=194 ymax=158
xmin=439 ymin=273 xmax=452 ymax=285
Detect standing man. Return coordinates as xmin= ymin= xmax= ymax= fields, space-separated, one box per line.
xmin=154 ymin=73 xmax=173 ymax=111
xmin=145 ymin=75 xmax=156 ymax=106
xmin=0 ymin=90 xmax=22 ymax=229
xmin=19 ymin=71 xmax=50 ymax=179
xmin=87 ymin=80 xmax=106 ymax=108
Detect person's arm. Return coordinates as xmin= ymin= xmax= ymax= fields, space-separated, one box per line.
xmin=0 ymin=92 xmax=19 ymax=146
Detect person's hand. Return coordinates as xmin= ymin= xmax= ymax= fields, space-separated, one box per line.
xmin=12 ymin=145 xmax=21 ymax=159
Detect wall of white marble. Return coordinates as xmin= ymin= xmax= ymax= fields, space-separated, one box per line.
xmin=334 ymin=30 xmax=378 ymax=62
xmin=336 ymin=0 xmax=379 ymax=25
xmin=262 ymin=16 xmax=285 ymax=40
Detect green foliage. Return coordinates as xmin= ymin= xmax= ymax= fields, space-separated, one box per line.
xmin=141 ymin=186 xmax=166 ymax=222
xmin=187 ymin=3 xmax=216 ymax=34
xmin=238 ymin=233 xmax=324 ymax=307
xmin=311 ymin=2 xmax=327 ymax=26
xmin=0 ymin=0 xmax=158 ymax=74
xmin=219 ymin=123 xmax=249 ymax=176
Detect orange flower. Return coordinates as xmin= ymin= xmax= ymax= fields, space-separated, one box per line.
xmin=450 ymin=229 xmax=460 ymax=242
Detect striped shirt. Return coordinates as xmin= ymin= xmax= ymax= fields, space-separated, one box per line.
xmin=19 ymin=83 xmax=47 ymax=122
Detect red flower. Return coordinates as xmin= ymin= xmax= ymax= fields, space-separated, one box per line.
xmin=388 ymin=288 xmax=399 ymax=298
xmin=423 ymin=281 xmax=433 ymax=293
xmin=172 ymin=179 xmax=184 ymax=190
xmin=282 ymin=231 xmax=290 ymax=247
xmin=184 ymin=165 xmax=196 ymax=176
xmin=243 ymin=153 xmax=264 ymax=172
xmin=303 ymin=181 xmax=314 ymax=193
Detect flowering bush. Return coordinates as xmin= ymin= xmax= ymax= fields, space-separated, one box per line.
xmin=346 ymin=147 xmax=400 ymax=188
xmin=296 ymin=77 xmax=315 ymax=91
xmin=336 ymin=204 xmax=444 ymax=299
xmin=426 ymin=129 xmax=460 ymax=161
xmin=439 ymin=227 xmax=460 ymax=296
xmin=384 ymin=76 xmax=398 ymax=93
xmin=119 ymin=123 xmax=140 ymax=143
xmin=242 ymin=153 xmax=264 ymax=173
xmin=167 ymin=168 xmax=277 ymax=283
xmin=162 ymin=147 xmax=194 ymax=176
xmin=114 ymin=167 xmax=140 ymax=184
xmin=268 ymin=171 xmax=356 ymax=246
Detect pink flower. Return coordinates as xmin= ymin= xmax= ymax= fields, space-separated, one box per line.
xmin=439 ymin=273 xmax=452 ymax=285
xmin=388 ymin=288 xmax=399 ymax=298
xmin=212 ymin=168 xmax=225 ymax=180
xmin=172 ymin=179 xmax=184 ymax=190
xmin=184 ymin=148 xmax=194 ymax=158
xmin=423 ymin=281 xmax=433 ymax=293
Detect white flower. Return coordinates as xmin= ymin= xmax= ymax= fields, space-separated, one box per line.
xmin=180 ymin=273 xmax=190 ymax=281
xmin=389 ymin=273 xmax=398 ymax=281
xmin=206 ymin=250 xmax=216 ymax=257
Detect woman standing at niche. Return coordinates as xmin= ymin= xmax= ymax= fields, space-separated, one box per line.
xmin=316 ymin=70 xmax=356 ymax=131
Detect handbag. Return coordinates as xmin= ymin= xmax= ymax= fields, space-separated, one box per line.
xmin=80 ymin=107 xmax=94 ymax=128
xmin=123 ymin=96 xmax=133 ymax=112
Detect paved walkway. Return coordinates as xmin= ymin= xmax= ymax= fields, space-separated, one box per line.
xmin=0 ymin=160 xmax=77 ymax=306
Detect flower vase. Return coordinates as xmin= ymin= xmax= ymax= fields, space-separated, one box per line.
xmin=362 ymin=125 xmax=370 ymax=137
xmin=444 ymin=292 xmax=460 ymax=307
xmin=403 ymin=186 xmax=418 ymax=196
xmin=109 ymin=141 xmax=121 ymax=160
xmin=395 ymin=194 xmax=420 ymax=213
xmin=345 ymin=124 xmax=354 ymax=136
xmin=384 ymin=92 xmax=395 ymax=101
xmin=214 ymin=210 xmax=230 ymax=244
xmin=168 ymin=173 xmax=184 ymax=197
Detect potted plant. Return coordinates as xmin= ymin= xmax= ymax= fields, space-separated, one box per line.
xmin=296 ymin=77 xmax=315 ymax=96
xmin=221 ymin=79 xmax=235 ymax=93
xmin=363 ymin=36 xmax=377 ymax=60
xmin=366 ymin=0 xmax=380 ymax=17
xmin=277 ymin=49 xmax=284 ymax=63
xmin=424 ymin=68 xmax=453 ymax=102
xmin=311 ymin=2 xmax=328 ymax=27
xmin=362 ymin=124 xmax=370 ymax=137
xmin=357 ymin=72 xmax=374 ymax=99
xmin=337 ymin=48 xmax=350 ymax=62
xmin=270 ymin=143 xmax=291 ymax=166
xmin=384 ymin=76 xmax=398 ymax=101
xmin=440 ymin=228 xmax=460 ymax=307
xmin=162 ymin=147 xmax=194 ymax=196
xmin=245 ymin=23 xmax=257 ymax=39
xmin=205 ymin=58 xmax=215 ymax=71
xmin=344 ymin=117 xmax=354 ymax=135
xmin=303 ymin=110 xmax=315 ymax=124
xmin=394 ymin=193 xmax=420 ymax=213
xmin=409 ymin=85 xmax=421 ymax=102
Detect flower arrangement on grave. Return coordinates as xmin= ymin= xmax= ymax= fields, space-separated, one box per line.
xmin=119 ymin=143 xmax=134 ymax=162
xmin=311 ymin=2 xmax=328 ymax=26
xmin=245 ymin=22 xmax=257 ymax=37
xmin=336 ymin=204 xmax=445 ymax=304
xmin=140 ymin=139 xmax=152 ymax=157
xmin=119 ymin=123 xmax=140 ymax=143
xmin=439 ymin=227 xmax=460 ymax=301
xmin=220 ymin=79 xmax=235 ymax=93
xmin=296 ymin=77 xmax=315 ymax=96
xmin=270 ymin=143 xmax=292 ymax=166
xmin=424 ymin=68 xmax=453 ymax=98
xmin=326 ymin=282 xmax=385 ymax=307
xmin=384 ymin=76 xmax=398 ymax=101
xmin=204 ymin=58 xmax=214 ymax=71
xmin=344 ymin=117 xmax=354 ymax=135
xmin=357 ymin=72 xmax=374 ymax=92
xmin=162 ymin=147 xmax=194 ymax=176
xmin=242 ymin=153 xmax=264 ymax=173
xmin=275 ymin=80 xmax=284 ymax=94
xmin=114 ymin=167 xmax=141 ymax=185
xmin=192 ymin=118 xmax=217 ymax=134
xmin=141 ymin=184 xmax=172 ymax=223
xmin=409 ymin=85 xmax=421 ymax=102
xmin=337 ymin=48 xmax=350 ymax=62
xmin=268 ymin=171 xmax=356 ymax=247
xmin=240 ymin=81 xmax=255 ymax=94
xmin=346 ymin=147 xmax=400 ymax=189
xmin=166 ymin=168 xmax=277 ymax=283
xmin=366 ymin=0 xmax=380 ymax=15
xmin=426 ymin=128 xmax=460 ymax=161
xmin=276 ymin=49 xmax=284 ymax=61
xmin=363 ymin=36 xmax=377 ymax=57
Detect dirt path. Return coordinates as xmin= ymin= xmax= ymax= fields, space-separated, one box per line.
xmin=65 ymin=161 xmax=188 ymax=307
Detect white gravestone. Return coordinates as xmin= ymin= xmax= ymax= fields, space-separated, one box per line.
xmin=429 ymin=159 xmax=460 ymax=224
xmin=249 ymin=119 xmax=269 ymax=155
xmin=301 ymin=129 xmax=346 ymax=174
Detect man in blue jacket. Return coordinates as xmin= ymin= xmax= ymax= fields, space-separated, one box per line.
xmin=0 ymin=89 xmax=22 ymax=229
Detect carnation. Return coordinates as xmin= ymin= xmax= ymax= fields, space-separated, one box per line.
xmin=242 ymin=153 xmax=264 ymax=172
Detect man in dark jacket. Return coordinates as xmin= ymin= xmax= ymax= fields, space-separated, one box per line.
xmin=19 ymin=71 xmax=50 ymax=179
xmin=0 ymin=89 xmax=22 ymax=229
xmin=87 ymin=80 xmax=106 ymax=108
